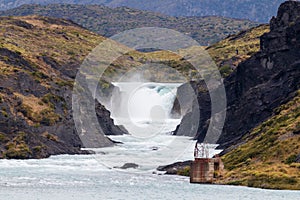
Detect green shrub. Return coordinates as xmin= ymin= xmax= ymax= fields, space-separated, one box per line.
xmin=4 ymin=139 xmax=32 ymax=159
xmin=285 ymin=154 xmax=298 ymax=165
xmin=219 ymin=65 xmax=232 ymax=77
xmin=177 ymin=166 xmax=190 ymax=176
xmin=18 ymin=104 xmax=33 ymax=118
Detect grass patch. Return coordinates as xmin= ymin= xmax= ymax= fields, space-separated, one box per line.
xmin=4 ymin=132 xmax=32 ymax=159
xmin=16 ymin=93 xmax=61 ymax=125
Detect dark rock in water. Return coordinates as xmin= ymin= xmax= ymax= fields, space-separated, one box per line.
xmin=173 ymin=1 xmax=300 ymax=149
xmin=157 ymin=161 xmax=192 ymax=175
xmin=171 ymin=82 xmax=199 ymax=118
xmin=95 ymin=102 xmax=129 ymax=136
xmin=108 ymin=138 xmax=123 ymax=144
xmin=172 ymin=81 xmax=210 ymax=138
xmin=151 ymin=146 xmax=158 ymax=151
xmin=120 ymin=163 xmax=139 ymax=169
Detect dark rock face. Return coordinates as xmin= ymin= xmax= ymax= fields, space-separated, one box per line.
xmin=218 ymin=1 xmax=300 ymax=148
xmin=95 ymin=102 xmax=128 ymax=136
xmin=174 ymin=1 xmax=300 ymax=149
xmin=0 ymin=70 xmax=124 ymax=159
xmin=172 ymin=81 xmax=211 ymax=139
xmin=157 ymin=161 xmax=192 ymax=175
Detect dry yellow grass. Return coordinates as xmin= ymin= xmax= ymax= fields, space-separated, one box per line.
xmin=14 ymin=93 xmax=48 ymax=113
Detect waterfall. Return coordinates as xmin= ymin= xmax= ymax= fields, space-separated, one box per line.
xmin=110 ymin=82 xmax=183 ymax=137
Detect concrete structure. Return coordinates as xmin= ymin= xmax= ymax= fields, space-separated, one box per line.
xmin=190 ymin=143 xmax=224 ymax=184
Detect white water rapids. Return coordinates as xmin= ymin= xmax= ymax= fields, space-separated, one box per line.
xmin=100 ymin=82 xmax=196 ymax=169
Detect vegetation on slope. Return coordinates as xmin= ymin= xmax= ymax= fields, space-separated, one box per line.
xmin=0 ymin=4 xmax=259 ymax=45
xmin=221 ymin=91 xmax=300 ymax=190
xmin=0 ymin=15 xmax=107 ymax=158
xmin=0 ymin=0 xmax=285 ymax=22
xmin=207 ymin=24 xmax=270 ymax=77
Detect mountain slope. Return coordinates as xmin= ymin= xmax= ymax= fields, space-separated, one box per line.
xmin=0 ymin=4 xmax=259 ymax=45
xmin=0 ymin=0 xmax=286 ymax=22
xmin=216 ymin=1 xmax=300 ymax=148
xmin=207 ymin=24 xmax=270 ymax=76
xmin=221 ymin=91 xmax=300 ymax=190
xmin=0 ymin=15 xmax=129 ymax=159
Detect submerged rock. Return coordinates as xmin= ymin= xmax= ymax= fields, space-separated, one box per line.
xmin=157 ymin=161 xmax=192 ymax=175
xmin=119 ymin=163 xmax=139 ymax=169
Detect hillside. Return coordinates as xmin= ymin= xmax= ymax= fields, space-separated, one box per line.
xmin=207 ymin=24 xmax=270 ymax=77
xmin=222 ymin=91 xmax=300 ymax=190
xmin=169 ymin=2 xmax=300 ymax=190
xmin=0 ymin=4 xmax=259 ymax=45
xmin=0 ymin=15 xmax=130 ymax=159
xmin=0 ymin=0 xmax=286 ymax=22
xmin=174 ymin=1 xmax=300 ymax=152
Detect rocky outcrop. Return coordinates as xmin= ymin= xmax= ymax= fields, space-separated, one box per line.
xmin=118 ymin=163 xmax=139 ymax=169
xmin=95 ymin=101 xmax=128 ymax=136
xmin=157 ymin=161 xmax=192 ymax=175
xmin=174 ymin=1 xmax=300 ymax=149
xmin=172 ymin=81 xmax=210 ymax=139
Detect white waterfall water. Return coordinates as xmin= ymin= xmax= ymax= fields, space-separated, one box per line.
xmin=110 ymin=82 xmax=182 ymax=138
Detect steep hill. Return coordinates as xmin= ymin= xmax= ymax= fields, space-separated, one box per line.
xmin=0 ymin=4 xmax=259 ymax=45
xmin=0 ymin=0 xmax=286 ymax=22
xmin=207 ymin=24 xmax=270 ymax=77
xmin=217 ymin=1 xmax=300 ymax=149
xmin=0 ymin=15 xmax=129 ymax=159
xmin=222 ymin=91 xmax=300 ymax=190
xmin=170 ymin=1 xmax=300 ymax=190
xmin=174 ymin=1 xmax=300 ymax=151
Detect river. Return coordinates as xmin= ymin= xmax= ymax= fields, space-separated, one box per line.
xmin=0 ymin=154 xmax=299 ymax=200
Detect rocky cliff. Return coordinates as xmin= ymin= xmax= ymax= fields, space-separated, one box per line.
xmin=0 ymin=16 xmax=128 ymax=159
xmin=174 ymin=1 xmax=300 ymax=149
